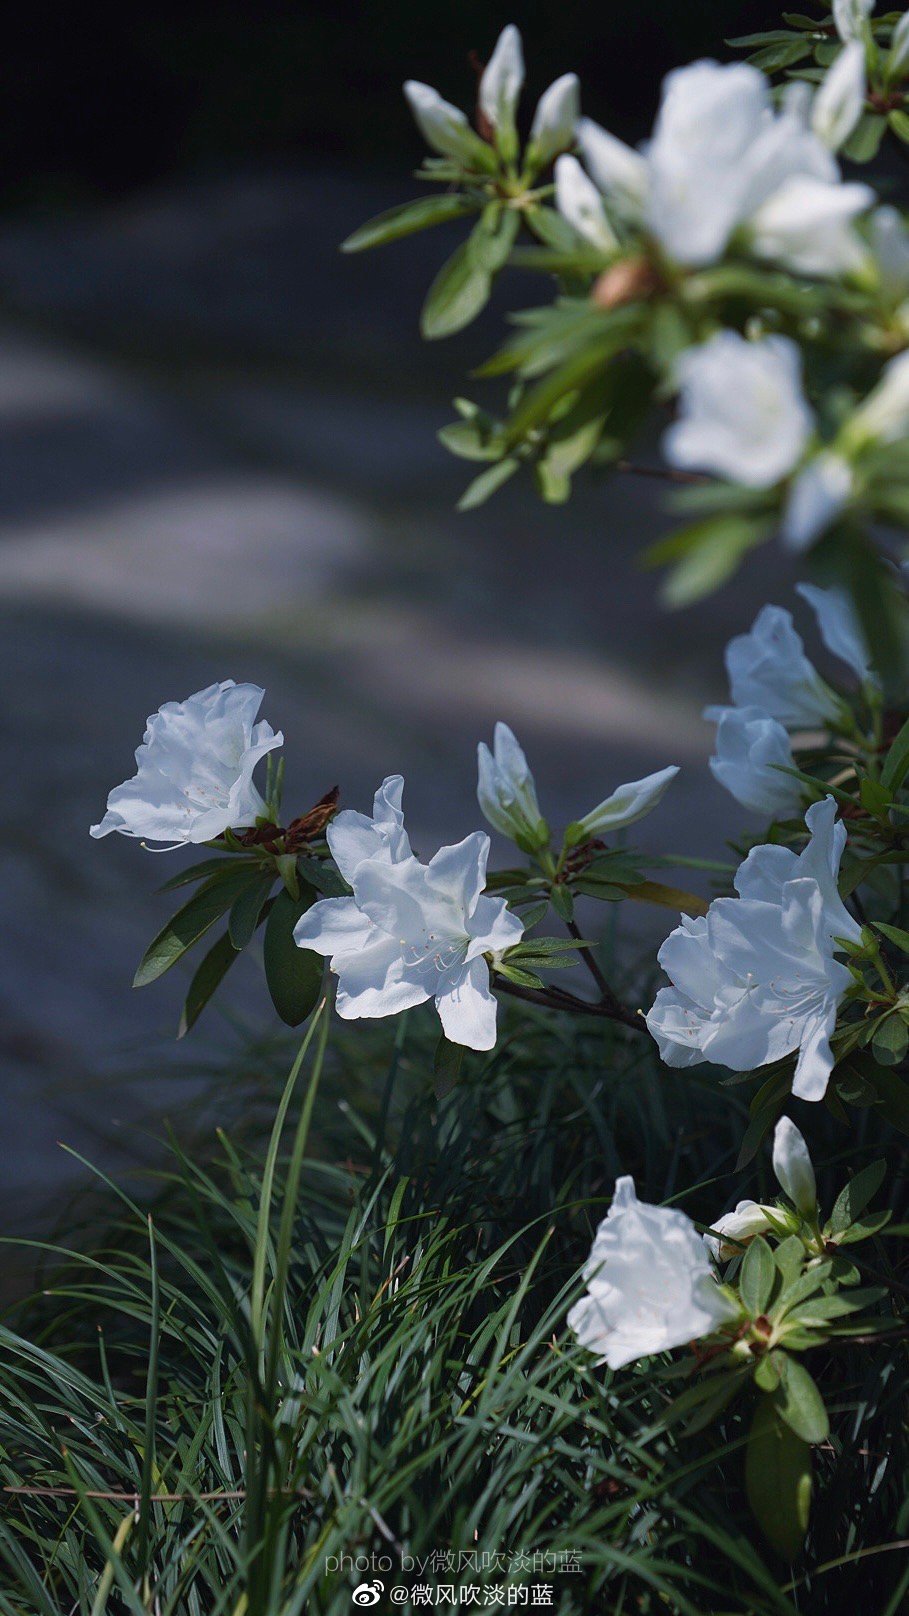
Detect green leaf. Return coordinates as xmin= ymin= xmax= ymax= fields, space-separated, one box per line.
xmin=871 ymin=1012 xmax=909 ymax=1066
xmin=420 ymin=237 xmax=492 ymax=340
xmin=772 ymin=1355 xmax=829 ymax=1444
xmin=888 ymin=108 xmax=909 ymax=142
xmin=177 ymin=930 xmax=240 ymax=1038
xmin=745 ymin=1394 xmax=812 ymax=1562
xmin=158 ymin=856 xmax=257 ymax=893
xmin=659 ymin=515 xmax=774 ymax=608
xmin=869 ymin=1065 xmax=909 ymax=1134
xmin=873 ymin=919 xmax=909 ymax=952
xmin=264 ymin=888 xmax=322 ymax=1027
xmin=228 ymin=870 xmax=276 ymax=950
xmin=826 ymin=1159 xmax=887 ymax=1236
xmin=341 ymin=193 xmax=478 ymax=253
xmin=740 ymin=1237 xmax=775 ymax=1316
xmin=550 ymin=884 xmax=575 ymax=923
xmin=881 ymin=716 xmax=909 ymax=792
xmin=134 ymin=866 xmax=267 ymax=987
xmin=842 ymin=113 xmax=887 ymax=162
xmin=434 ymin=1035 xmax=464 ymax=1099
xmin=457 ymin=457 xmax=521 ymax=510
xmin=294 ymin=855 xmax=351 ymax=898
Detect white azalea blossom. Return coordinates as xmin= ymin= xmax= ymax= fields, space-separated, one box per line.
xmin=479 ymin=24 xmax=524 ymax=139
xmin=811 ymin=41 xmax=866 ymax=152
xmin=704 ymin=1200 xmax=782 ymax=1261
xmin=795 ymin=582 xmax=875 ymax=685
xmin=781 ymin=451 xmax=854 ymax=552
xmin=845 ymin=348 xmax=909 ymax=448
xmin=555 ymin=155 xmax=617 ymax=253
xmin=570 ymin=60 xmax=864 ymax=274
xmin=868 ymin=205 xmax=909 ymax=308
xmin=90 ymin=682 xmax=283 ymax=848
xmin=646 ymin=798 xmax=861 ymax=1102
xmin=833 ymin=0 xmax=874 ymax=43
xmin=714 ymin=604 xmax=840 ymax=730
xmin=326 ymin=774 xmax=412 ymax=880
xmin=477 ymin=723 xmax=548 ymax=848
xmin=664 ymin=333 xmax=814 ymax=488
xmin=748 ymin=174 xmax=873 ymax=279
xmin=568 ymin=765 xmax=679 ymax=845
xmin=772 ymin=1116 xmax=818 ymax=1218
xmin=568 ymin=1176 xmax=737 ymax=1368
xmin=707 ymin=706 xmax=802 ymax=819
xmin=529 ymin=73 xmax=580 ymax=165
xmin=294 ymin=782 xmax=524 ymax=1050
xmin=706 ymin=1117 xmax=816 ymax=1258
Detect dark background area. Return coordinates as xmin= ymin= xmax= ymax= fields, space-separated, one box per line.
xmin=1 ymin=0 xmax=825 ymax=1241
xmin=3 ymin=2 xmax=771 ymax=206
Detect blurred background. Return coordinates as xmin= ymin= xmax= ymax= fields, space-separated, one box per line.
xmin=1 ymin=0 xmax=827 ymax=1225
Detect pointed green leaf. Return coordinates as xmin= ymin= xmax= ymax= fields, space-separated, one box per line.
xmin=740 ymin=1237 xmax=775 ymax=1316
xmin=826 ymin=1159 xmax=887 ymax=1236
xmin=264 ymin=887 xmax=322 ymax=1027
xmin=772 ymin=1354 xmax=829 ymax=1444
xmin=341 ymin=193 xmax=478 ymax=253
xmin=177 ymin=930 xmax=241 ymax=1038
xmin=135 ymin=866 xmax=267 ymax=987
xmin=228 ymin=870 xmax=276 ymax=950
xmin=746 ymin=1394 xmax=812 ymax=1562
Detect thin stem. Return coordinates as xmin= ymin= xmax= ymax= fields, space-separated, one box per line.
xmin=564 ymin=917 xmax=638 ymax=1026
xmin=494 ymin=973 xmax=645 ymax=1033
xmin=615 ymin=459 xmax=707 ymax=486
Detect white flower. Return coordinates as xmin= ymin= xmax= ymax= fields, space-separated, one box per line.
xmin=477 ymin=723 xmax=548 ymax=849
xmin=403 ymin=82 xmax=485 ymax=164
xmin=706 ymin=1116 xmax=815 ymax=1257
xmin=846 ymin=348 xmax=909 ymax=447
xmin=781 ymin=451 xmax=854 ymax=552
xmin=90 ymin=681 xmax=283 ymax=848
xmin=529 ymin=73 xmax=580 ymax=165
xmin=772 ymin=1116 xmax=817 ymax=1218
xmin=795 ymin=582 xmax=875 ymax=685
xmin=704 ymin=1200 xmax=781 ymax=1261
xmin=715 ymin=603 xmax=840 ymax=729
xmin=708 ymin=706 xmax=803 ymax=819
xmin=646 ymin=797 xmax=861 ymax=1102
xmin=479 ymin=24 xmax=524 ymax=138
xmin=294 ymin=785 xmax=524 ymax=1050
xmin=748 ymin=174 xmax=873 ymax=278
xmin=812 ymin=42 xmax=867 ymax=152
xmin=567 ymin=765 xmax=679 ymax=846
xmin=568 ymin=1176 xmax=737 ymax=1368
xmin=573 ymin=60 xmax=848 ymax=271
xmin=663 ymin=333 xmax=814 ymax=488
xmin=326 ymin=774 xmax=412 ymax=879
xmin=554 ymin=155 xmax=617 ymax=253
xmin=576 ymin=116 xmax=648 ymax=214
xmin=833 ymin=0 xmax=873 ymax=43
xmin=868 ymin=206 xmax=909 ymax=306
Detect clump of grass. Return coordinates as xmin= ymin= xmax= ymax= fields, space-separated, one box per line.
xmin=1 ymin=1004 xmax=907 ymax=1614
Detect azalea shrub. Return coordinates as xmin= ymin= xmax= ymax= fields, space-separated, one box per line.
xmin=4 ymin=5 xmax=909 ymax=1611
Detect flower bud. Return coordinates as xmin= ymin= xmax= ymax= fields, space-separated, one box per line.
xmin=528 ymin=73 xmax=580 ymax=166
xmin=812 ymin=42 xmax=866 ymax=152
xmin=477 ymin=722 xmax=549 ymax=850
xmin=772 ymin=1116 xmax=817 ymax=1218
xmin=554 ymin=155 xmax=617 ymax=253
xmin=568 ymin=766 xmax=679 ymax=846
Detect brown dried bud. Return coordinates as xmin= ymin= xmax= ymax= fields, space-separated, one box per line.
xmin=592 ymin=256 xmax=662 ymax=310
xmin=284 ymin=786 xmax=341 ymax=850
